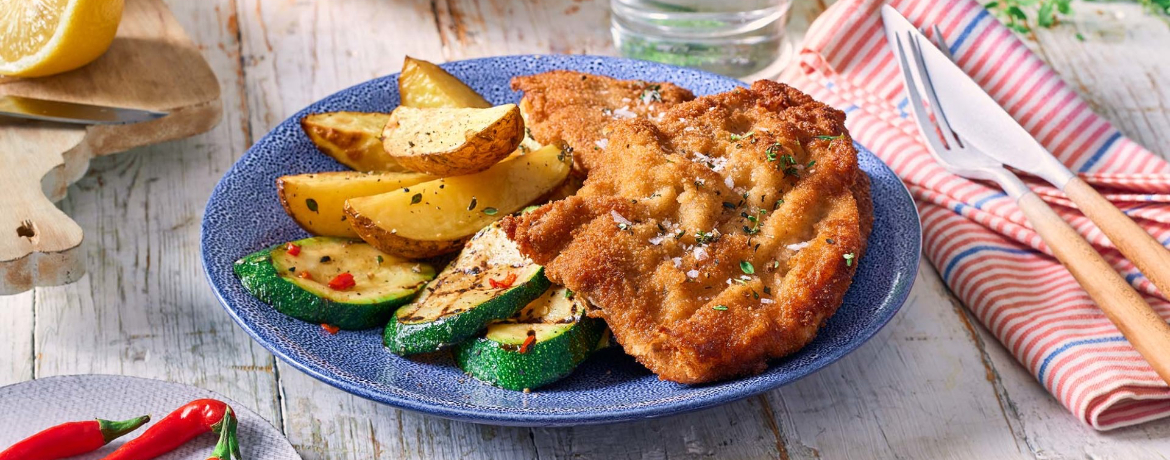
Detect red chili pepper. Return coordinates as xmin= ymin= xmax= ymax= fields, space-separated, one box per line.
xmin=489 ymin=273 xmax=517 ymax=289
xmin=519 ymin=334 xmax=537 ymax=354
xmin=205 ymin=407 xmax=240 ymax=460
xmin=0 ymin=416 xmax=149 ymax=460
xmin=298 ymin=271 xmax=313 ymax=281
xmin=321 ymin=323 xmax=340 ymax=334
xmin=285 ymin=242 xmax=301 ymax=256
xmin=328 ymin=273 xmax=355 ymax=290
xmin=102 ymin=399 xmax=236 ymax=460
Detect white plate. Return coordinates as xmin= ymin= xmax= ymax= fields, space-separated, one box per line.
xmin=0 ymin=375 xmax=299 ymax=459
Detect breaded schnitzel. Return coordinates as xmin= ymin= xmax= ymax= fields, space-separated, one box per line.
xmin=502 ymin=80 xmax=872 ymax=384
xmin=511 ymin=70 xmax=694 ymax=172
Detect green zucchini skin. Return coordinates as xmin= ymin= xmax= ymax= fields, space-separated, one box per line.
xmin=234 ymin=239 xmax=432 ymax=330
xmin=454 ymin=315 xmax=606 ymax=391
xmin=384 ymin=270 xmax=550 ymax=355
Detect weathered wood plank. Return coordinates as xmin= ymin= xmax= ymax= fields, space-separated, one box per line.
xmin=0 ymin=291 xmax=34 ymax=386
xmin=531 ymin=397 xmax=785 ymax=459
xmin=435 ymin=0 xmax=614 ymax=59
xmin=767 ymin=263 xmax=1032 ymax=460
xmin=17 ymin=0 xmax=283 ymax=425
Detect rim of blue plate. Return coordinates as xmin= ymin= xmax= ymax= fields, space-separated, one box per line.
xmin=201 ymin=54 xmax=922 ymax=426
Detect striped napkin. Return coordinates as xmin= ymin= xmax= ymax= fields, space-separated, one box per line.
xmin=782 ymin=0 xmax=1170 ymax=430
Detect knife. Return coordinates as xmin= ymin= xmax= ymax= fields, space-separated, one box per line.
xmin=0 ymin=95 xmax=167 ymax=125
xmin=881 ymin=5 xmax=1170 ymax=300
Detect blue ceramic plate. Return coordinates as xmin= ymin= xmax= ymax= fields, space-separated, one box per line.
xmin=202 ymin=55 xmax=921 ymax=426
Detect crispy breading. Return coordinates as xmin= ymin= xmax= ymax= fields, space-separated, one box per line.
xmin=511 ymin=70 xmax=694 ymax=172
xmin=502 ymin=80 xmax=872 ymax=384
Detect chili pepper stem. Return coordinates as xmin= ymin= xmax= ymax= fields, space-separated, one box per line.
xmin=207 ymin=408 xmax=237 ymax=460
xmin=98 ymin=415 xmax=151 ymax=444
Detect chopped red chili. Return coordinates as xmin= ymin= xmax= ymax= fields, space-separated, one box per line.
xmin=321 ymin=324 xmax=340 ymax=335
xmin=488 ymin=273 xmax=518 ymax=289
xmin=328 ymin=273 xmax=355 ymax=290
xmin=519 ymin=334 xmax=537 ymax=354
xmin=285 ymin=242 xmax=301 ymax=256
xmin=298 ymin=271 xmax=313 ymax=280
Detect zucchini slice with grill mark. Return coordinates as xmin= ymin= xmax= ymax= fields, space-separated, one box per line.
xmin=384 ymin=221 xmax=550 ymax=355
xmin=234 ymin=237 xmax=435 ymax=330
xmin=454 ymin=287 xmax=606 ymax=391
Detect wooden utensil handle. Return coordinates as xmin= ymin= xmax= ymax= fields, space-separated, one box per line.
xmin=1018 ymin=192 xmax=1170 ymax=385
xmin=1064 ymin=177 xmax=1170 ymax=297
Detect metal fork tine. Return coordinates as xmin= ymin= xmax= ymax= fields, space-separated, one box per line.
xmin=893 ymin=34 xmax=951 ymax=157
xmin=905 ymin=32 xmax=964 ymax=149
xmin=931 ymin=25 xmax=954 ymax=60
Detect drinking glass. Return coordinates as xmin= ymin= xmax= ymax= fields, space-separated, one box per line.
xmin=610 ymin=0 xmax=793 ymax=79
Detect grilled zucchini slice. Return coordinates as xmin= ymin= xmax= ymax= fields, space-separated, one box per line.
xmin=383 ymin=221 xmax=549 ymax=355
xmin=455 ymin=287 xmax=606 ymax=391
xmin=234 ymin=237 xmax=434 ymax=329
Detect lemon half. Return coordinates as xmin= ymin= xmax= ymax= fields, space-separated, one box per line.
xmin=0 ymin=0 xmax=124 ymax=77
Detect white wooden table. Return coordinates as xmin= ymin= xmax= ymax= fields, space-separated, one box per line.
xmin=2 ymin=1 xmax=1169 ymax=458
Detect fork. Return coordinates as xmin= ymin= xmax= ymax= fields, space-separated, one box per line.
xmin=892 ymin=27 xmax=1170 ymax=385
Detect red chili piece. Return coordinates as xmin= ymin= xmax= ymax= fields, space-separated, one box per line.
xmin=489 ymin=273 xmax=517 ymax=289
xmin=102 ymin=399 xmax=235 ymax=460
xmin=205 ymin=407 xmax=240 ymax=460
xmin=298 ymin=271 xmax=313 ymax=281
xmin=519 ymin=334 xmax=537 ymax=354
xmin=321 ymin=323 xmax=340 ymax=334
xmin=0 ymin=416 xmax=149 ymax=460
xmin=328 ymin=273 xmax=355 ymax=290
xmin=285 ymin=242 xmax=301 ymax=256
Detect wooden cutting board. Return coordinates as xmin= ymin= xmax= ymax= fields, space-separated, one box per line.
xmin=0 ymin=0 xmax=221 ymax=295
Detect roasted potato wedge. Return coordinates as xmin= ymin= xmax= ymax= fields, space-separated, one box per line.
xmin=345 ymin=144 xmax=571 ymax=258
xmin=383 ymin=104 xmax=525 ymax=176
xmin=278 ymin=171 xmax=435 ymax=238
xmin=301 ymin=112 xmax=410 ymax=172
xmin=399 ymin=56 xmax=492 ymax=109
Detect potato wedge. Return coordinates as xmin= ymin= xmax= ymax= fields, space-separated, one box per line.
xmin=399 ymin=56 xmax=492 ymax=109
xmin=301 ymin=112 xmax=409 ymax=172
xmin=383 ymin=104 xmax=525 ymax=176
xmin=278 ymin=171 xmax=435 ymax=238
xmin=345 ymin=144 xmax=571 ymax=258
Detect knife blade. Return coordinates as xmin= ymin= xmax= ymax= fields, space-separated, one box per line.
xmin=879 ymin=6 xmax=1074 ymax=188
xmin=0 ymin=95 xmax=168 ymax=125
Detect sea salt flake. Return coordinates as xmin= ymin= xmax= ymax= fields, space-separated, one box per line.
xmin=686 ymin=269 xmax=700 ymax=279
xmin=761 ymin=298 xmax=775 ymax=304
xmin=786 ymin=241 xmax=812 ymax=252
xmin=611 ymin=210 xmax=633 ymax=226
xmin=595 ymin=138 xmax=609 ymax=149
xmin=612 ymin=106 xmax=636 ymax=119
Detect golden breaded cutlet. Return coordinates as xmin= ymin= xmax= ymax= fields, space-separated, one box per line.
xmin=511 ymin=70 xmax=694 ymax=172
xmin=503 ymin=80 xmax=872 ymax=384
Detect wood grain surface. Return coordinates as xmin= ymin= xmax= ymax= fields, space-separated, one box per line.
xmin=2 ymin=0 xmax=1169 ymax=458
xmin=0 ymin=0 xmax=221 ymax=294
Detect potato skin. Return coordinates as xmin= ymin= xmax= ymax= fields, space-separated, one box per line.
xmin=383 ymin=105 xmax=525 ymax=177
xmin=301 ymin=112 xmax=409 ymax=172
xmin=344 ymin=202 xmax=469 ymax=258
